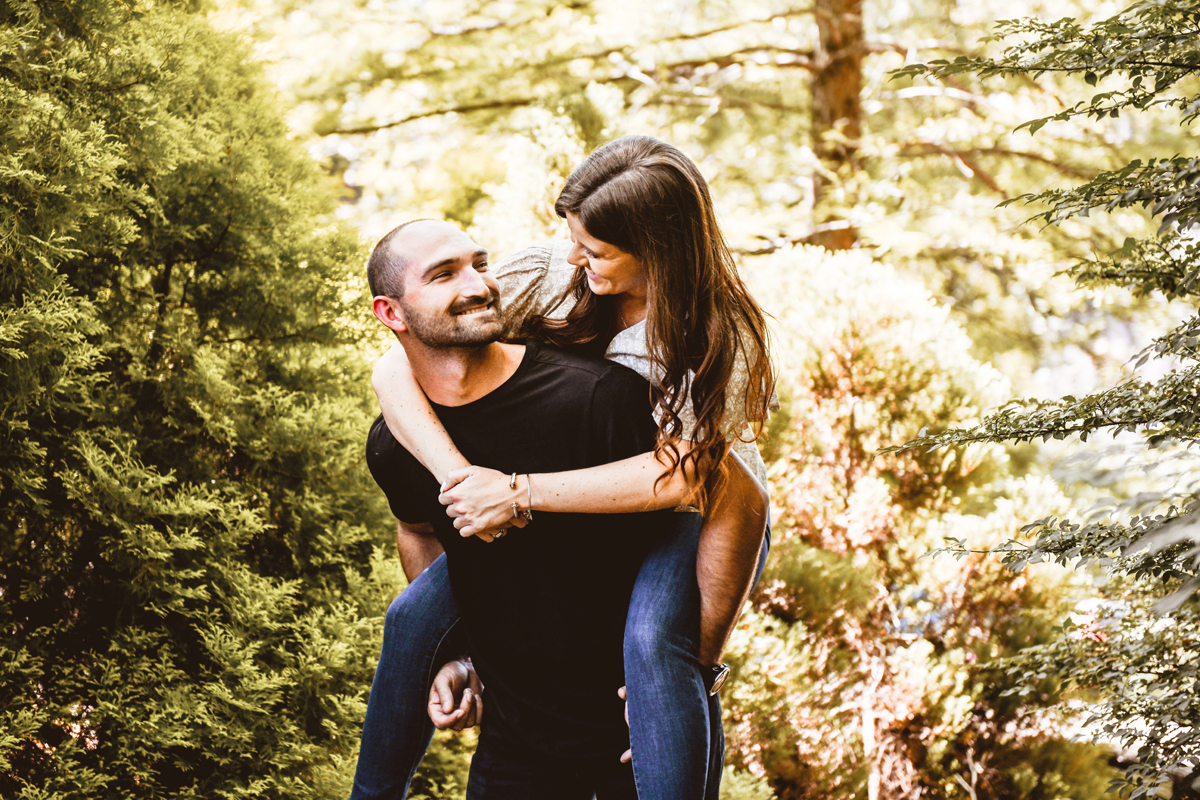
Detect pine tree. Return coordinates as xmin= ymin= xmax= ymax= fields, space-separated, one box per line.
xmin=893 ymin=1 xmax=1200 ymax=795
xmin=1 ymin=1 xmax=399 ymax=796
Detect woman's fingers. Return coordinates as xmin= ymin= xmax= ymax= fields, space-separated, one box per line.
xmin=439 ymin=467 xmax=474 ymax=493
xmin=450 ymin=506 xmax=529 ymax=538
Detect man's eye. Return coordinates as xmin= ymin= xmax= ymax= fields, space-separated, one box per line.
xmin=434 ymin=272 xmax=452 ymax=281
xmin=476 ymin=261 xmax=489 ymax=271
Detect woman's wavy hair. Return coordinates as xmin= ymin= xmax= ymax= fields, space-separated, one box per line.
xmin=524 ymin=135 xmax=775 ymax=508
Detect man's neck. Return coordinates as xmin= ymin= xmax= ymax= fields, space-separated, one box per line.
xmin=404 ymin=341 xmax=526 ymax=407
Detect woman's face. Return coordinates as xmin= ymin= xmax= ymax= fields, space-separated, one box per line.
xmin=565 ymin=212 xmax=648 ymax=300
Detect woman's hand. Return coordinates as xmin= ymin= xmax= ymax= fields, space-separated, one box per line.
xmin=439 ymin=466 xmax=530 ymax=538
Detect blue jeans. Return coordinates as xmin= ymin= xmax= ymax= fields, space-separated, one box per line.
xmin=349 ymin=513 xmax=771 ymax=800
xmin=626 ymin=513 xmax=771 ymax=800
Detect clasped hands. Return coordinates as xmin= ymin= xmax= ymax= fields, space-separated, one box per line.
xmin=438 ymin=466 xmax=529 ymax=541
xmin=428 ymin=658 xmax=484 ymax=731
xmin=428 ymin=659 xmax=633 ymax=763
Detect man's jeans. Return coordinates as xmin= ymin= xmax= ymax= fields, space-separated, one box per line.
xmin=349 ymin=512 xmax=771 ymax=800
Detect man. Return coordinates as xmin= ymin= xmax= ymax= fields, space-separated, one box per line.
xmin=359 ymin=219 xmax=665 ymax=798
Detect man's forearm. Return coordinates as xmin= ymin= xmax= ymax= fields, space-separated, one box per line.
xmin=695 ymin=458 xmax=768 ymax=667
xmin=396 ymin=520 xmax=444 ymax=582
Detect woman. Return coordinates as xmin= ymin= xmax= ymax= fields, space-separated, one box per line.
xmin=355 ymin=136 xmax=774 ymax=800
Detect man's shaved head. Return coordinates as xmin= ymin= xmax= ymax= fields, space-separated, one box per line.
xmin=367 ymin=219 xmax=502 ymax=347
xmin=367 ymin=219 xmax=434 ymax=299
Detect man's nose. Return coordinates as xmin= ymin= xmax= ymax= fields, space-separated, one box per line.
xmin=458 ymin=268 xmax=490 ymax=298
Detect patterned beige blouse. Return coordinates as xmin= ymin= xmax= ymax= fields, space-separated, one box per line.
xmin=493 ymin=241 xmax=771 ymax=495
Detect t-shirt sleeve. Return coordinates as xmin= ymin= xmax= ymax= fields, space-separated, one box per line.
xmin=587 ymin=366 xmax=659 ymax=462
xmin=493 ymin=241 xmax=578 ymax=336
xmin=365 ymin=416 xmax=432 ymax=524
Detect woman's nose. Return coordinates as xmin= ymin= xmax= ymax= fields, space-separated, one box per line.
xmin=566 ymin=241 xmax=587 ymax=268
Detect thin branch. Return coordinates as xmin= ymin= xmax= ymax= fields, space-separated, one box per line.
xmin=977 ymin=60 xmax=1199 ymax=75
xmin=657 ymin=7 xmax=817 ymax=43
xmin=328 ymin=98 xmax=538 ymax=135
xmin=733 ymin=221 xmax=856 ymax=256
xmin=953 ymin=151 xmax=1005 ymax=196
xmin=644 ymin=93 xmax=807 ymax=115
xmin=900 ymin=142 xmax=1097 ymax=181
xmin=657 ymin=47 xmax=816 ymax=75
xmin=350 ymin=7 xmax=816 ymax=87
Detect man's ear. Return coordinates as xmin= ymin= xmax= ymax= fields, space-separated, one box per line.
xmin=371 ymin=295 xmax=407 ymax=334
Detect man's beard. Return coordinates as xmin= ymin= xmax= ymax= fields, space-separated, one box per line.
xmin=401 ymin=291 xmax=504 ymax=347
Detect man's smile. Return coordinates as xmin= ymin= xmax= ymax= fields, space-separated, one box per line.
xmin=453 ymin=300 xmax=497 ymax=317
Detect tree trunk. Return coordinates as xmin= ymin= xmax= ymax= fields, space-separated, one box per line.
xmin=807 ymin=0 xmax=863 ymax=250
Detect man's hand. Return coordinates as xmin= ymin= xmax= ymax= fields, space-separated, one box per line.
xmin=428 ymin=658 xmax=484 ymax=731
xmin=618 ymin=685 xmax=631 ymax=763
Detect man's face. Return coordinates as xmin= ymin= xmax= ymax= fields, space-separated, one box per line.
xmin=389 ymin=222 xmax=504 ymax=347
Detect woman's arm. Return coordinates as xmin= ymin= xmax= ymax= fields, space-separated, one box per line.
xmin=437 ymin=449 xmax=694 ymax=536
xmin=373 ymin=345 xmax=471 ymax=483
xmin=441 ymin=451 xmax=769 ymax=666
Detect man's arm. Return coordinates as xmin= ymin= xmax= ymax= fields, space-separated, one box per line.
xmin=395 ymin=520 xmax=444 ymax=582
xmin=397 ymin=521 xmax=485 ymax=731
xmin=695 ymin=456 xmax=768 ymax=666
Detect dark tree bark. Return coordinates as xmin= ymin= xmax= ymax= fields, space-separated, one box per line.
xmin=807 ymin=0 xmax=863 ymax=250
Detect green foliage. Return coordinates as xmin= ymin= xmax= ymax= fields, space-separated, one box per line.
xmin=0 ymin=0 xmax=396 ymax=796
xmin=231 ymin=0 xmax=1178 ymax=795
xmin=720 ymin=247 xmax=1116 ymax=799
xmin=720 ymin=766 xmax=778 ymax=800
xmin=895 ymin=1 xmax=1200 ymax=795
xmin=409 ymin=728 xmax=475 ymax=800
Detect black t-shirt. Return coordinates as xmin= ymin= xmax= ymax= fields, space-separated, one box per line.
xmin=366 ymin=340 xmax=667 ymax=760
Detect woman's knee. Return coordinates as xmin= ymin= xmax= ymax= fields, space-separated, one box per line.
xmin=625 ymin=594 xmax=699 ymax=671
xmin=384 ymin=582 xmax=456 ymax=646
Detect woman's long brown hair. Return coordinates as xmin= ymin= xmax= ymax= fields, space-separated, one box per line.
xmin=523 ymin=136 xmax=775 ymax=509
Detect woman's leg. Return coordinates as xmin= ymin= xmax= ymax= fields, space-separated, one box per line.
xmin=350 ymin=554 xmax=463 ymax=800
xmin=624 ymin=511 xmax=710 ymax=800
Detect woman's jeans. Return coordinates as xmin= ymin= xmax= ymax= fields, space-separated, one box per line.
xmin=349 ymin=512 xmax=771 ymax=800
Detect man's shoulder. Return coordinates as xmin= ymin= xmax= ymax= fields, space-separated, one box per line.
xmin=525 ymin=340 xmax=646 ymax=389
xmin=366 ymin=413 xmax=415 ymax=470
xmin=367 ymin=413 xmax=394 ymax=451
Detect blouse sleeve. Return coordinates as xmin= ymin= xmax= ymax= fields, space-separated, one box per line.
xmin=493 ymin=240 xmax=578 ymax=337
xmin=665 ymin=330 xmax=774 ymax=445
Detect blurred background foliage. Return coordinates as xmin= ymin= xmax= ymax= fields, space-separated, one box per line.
xmin=3 ymin=0 xmax=1197 ymax=797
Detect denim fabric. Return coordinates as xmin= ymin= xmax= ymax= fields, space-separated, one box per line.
xmin=350 ymin=554 xmax=461 ymax=800
xmin=349 ymin=515 xmax=772 ymax=800
xmin=624 ymin=512 xmax=772 ymax=800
